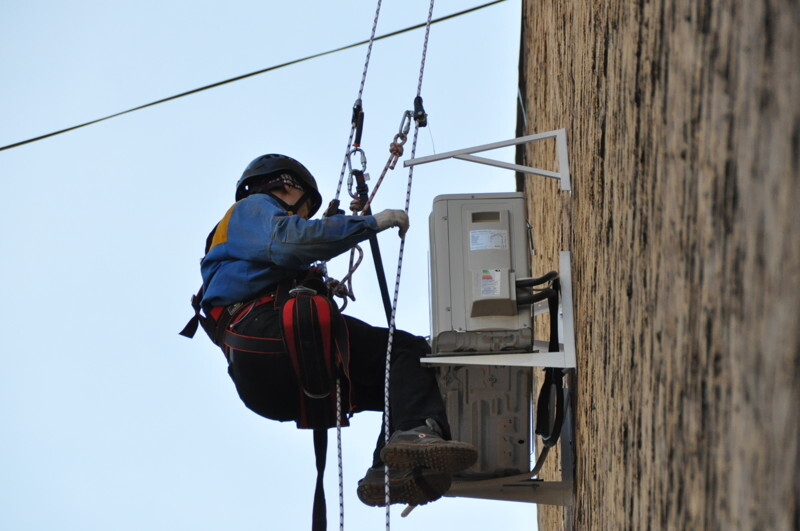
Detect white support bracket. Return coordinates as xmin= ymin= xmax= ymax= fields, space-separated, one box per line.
xmin=422 ymin=251 xmax=576 ymax=369
xmin=404 ymin=128 xmax=571 ymax=192
xmin=445 ymin=376 xmax=576 ymax=505
xmin=446 ymin=477 xmax=573 ymax=506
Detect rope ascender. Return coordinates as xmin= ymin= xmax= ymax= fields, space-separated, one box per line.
xmin=319 ymin=1 xmax=436 ymax=530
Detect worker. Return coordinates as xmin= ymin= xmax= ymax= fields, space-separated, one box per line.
xmin=183 ymin=154 xmax=477 ymax=508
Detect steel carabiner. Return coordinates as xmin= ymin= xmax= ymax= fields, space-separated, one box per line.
xmin=346 ymin=147 xmax=368 ymax=197
xmin=398 ymin=109 xmax=413 ymax=138
xmin=388 ymin=110 xmax=413 ymax=168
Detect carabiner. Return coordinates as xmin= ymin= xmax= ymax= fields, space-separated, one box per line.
xmin=398 ymin=110 xmax=413 ymax=137
xmin=346 ymin=147 xmax=367 ymax=174
xmin=289 ymin=285 xmax=318 ymax=297
xmin=390 ymin=110 xmax=413 ymax=164
xmin=346 ymin=147 xmax=368 ymax=197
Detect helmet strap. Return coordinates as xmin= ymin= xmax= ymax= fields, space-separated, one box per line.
xmin=269 ymin=191 xmax=310 ymax=216
xmin=286 ymin=193 xmax=310 ymax=216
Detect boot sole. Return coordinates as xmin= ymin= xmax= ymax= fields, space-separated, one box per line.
xmin=380 ymin=441 xmax=478 ymax=474
xmin=357 ymin=471 xmax=452 ymax=507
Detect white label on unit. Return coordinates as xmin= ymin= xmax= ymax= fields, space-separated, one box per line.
xmin=479 ymin=269 xmax=502 ymax=296
xmin=469 ymin=229 xmax=508 ymax=251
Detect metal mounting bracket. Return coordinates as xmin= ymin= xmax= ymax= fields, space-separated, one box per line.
xmin=404 ymin=128 xmax=571 ymax=192
xmin=444 ymin=378 xmax=576 ymax=505
xmin=412 ymin=130 xmax=578 ymax=507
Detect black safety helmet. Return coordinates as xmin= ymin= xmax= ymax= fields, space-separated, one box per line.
xmin=235 ymin=154 xmax=323 ymax=217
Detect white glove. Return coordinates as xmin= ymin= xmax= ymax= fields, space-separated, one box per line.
xmin=373 ymin=209 xmax=409 ymax=238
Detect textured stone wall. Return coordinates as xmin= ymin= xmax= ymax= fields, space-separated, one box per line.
xmin=517 ymin=1 xmax=800 ymax=529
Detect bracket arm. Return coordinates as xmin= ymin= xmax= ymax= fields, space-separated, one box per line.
xmin=404 ymin=128 xmax=571 ymax=191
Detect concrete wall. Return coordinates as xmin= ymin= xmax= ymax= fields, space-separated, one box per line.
xmin=517 ymin=1 xmax=799 ymax=529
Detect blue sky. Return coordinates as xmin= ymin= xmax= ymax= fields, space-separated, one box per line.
xmin=0 ymin=1 xmax=536 ymax=529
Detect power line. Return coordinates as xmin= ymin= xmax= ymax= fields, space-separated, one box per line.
xmin=0 ymin=0 xmax=507 ymax=153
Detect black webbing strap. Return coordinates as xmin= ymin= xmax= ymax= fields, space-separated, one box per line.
xmin=178 ymin=286 xmax=206 ymax=339
xmin=179 ymin=313 xmax=201 ymax=339
xmin=312 ymin=429 xmax=327 ymax=531
xmin=179 ymin=290 xmax=239 ymax=350
xmin=222 ymin=330 xmax=284 ymax=354
xmin=178 ymin=284 xmax=234 ymax=345
xmin=179 ymin=224 xmax=221 ymax=339
xmin=352 ymin=170 xmax=392 ymax=324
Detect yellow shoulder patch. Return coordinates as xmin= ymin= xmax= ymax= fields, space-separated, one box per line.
xmin=209 ymin=204 xmax=236 ymax=250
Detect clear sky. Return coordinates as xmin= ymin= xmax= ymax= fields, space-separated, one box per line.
xmin=0 ymin=1 xmax=536 ymax=529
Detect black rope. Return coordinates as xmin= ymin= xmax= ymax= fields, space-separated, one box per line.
xmin=351 ymin=171 xmax=393 ymax=324
xmin=312 ymin=429 xmax=328 ymax=531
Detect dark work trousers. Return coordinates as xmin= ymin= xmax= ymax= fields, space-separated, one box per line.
xmin=225 ymin=301 xmax=451 ymax=467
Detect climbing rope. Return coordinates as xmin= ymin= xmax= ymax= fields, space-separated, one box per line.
xmin=322 ymin=0 xmax=436 ymax=527
xmin=323 ymin=0 xmax=383 ymax=312
xmin=318 ymin=2 xmax=396 ymax=320
xmin=333 ymin=1 xmax=383 ymax=204
xmin=332 ymin=3 xmax=384 ymax=528
xmin=336 ymin=379 xmax=344 ymax=531
xmin=383 ymin=0 xmax=436 ymax=525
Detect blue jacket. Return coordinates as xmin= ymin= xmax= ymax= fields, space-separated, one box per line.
xmin=201 ymin=194 xmax=379 ymax=307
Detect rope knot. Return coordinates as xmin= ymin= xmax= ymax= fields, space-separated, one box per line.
xmin=390 ymin=142 xmax=404 ymax=158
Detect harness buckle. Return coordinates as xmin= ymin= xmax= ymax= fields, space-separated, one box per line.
xmin=303 ymin=388 xmax=331 ymax=399
xmin=289 ymin=285 xmax=318 ymax=297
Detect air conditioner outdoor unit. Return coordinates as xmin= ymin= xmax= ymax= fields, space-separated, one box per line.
xmin=429 ymin=192 xmax=532 ymax=355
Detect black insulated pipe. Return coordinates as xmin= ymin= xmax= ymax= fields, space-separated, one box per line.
xmin=516 ymin=271 xmax=559 ymax=289
xmin=516 ymin=288 xmax=557 ymax=307
xmin=534 ymin=278 xmax=564 ymax=449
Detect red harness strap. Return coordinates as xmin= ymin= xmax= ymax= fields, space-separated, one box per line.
xmin=218 ymin=295 xmax=285 ymax=354
xmin=281 ymin=291 xmax=351 ymax=430
xmin=180 ymin=292 xmax=284 ymax=354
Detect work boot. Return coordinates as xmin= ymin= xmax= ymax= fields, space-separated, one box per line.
xmin=356 ymin=466 xmax=452 ymax=507
xmin=380 ymin=419 xmax=478 ymax=474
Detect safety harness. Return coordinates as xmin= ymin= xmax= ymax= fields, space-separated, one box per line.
xmin=280 ymin=279 xmax=352 ymax=430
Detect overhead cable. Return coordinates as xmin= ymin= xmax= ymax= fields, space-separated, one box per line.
xmin=0 ymin=0 xmax=507 ymax=153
